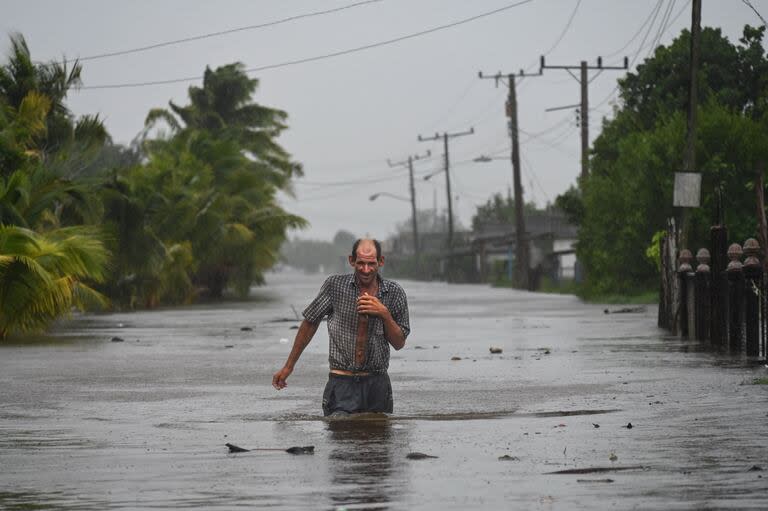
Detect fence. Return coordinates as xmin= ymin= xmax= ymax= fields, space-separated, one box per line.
xmin=660 ymin=222 xmax=767 ymax=358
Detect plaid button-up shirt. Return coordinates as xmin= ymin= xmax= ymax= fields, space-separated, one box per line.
xmin=303 ymin=273 xmax=410 ymax=373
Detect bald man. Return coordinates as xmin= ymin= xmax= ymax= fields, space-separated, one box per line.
xmin=272 ymin=238 xmax=411 ymax=416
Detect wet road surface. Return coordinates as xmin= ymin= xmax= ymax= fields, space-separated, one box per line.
xmin=1 ymin=271 xmax=767 ymax=509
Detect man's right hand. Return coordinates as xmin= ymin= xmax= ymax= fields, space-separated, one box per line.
xmin=272 ymin=366 xmax=293 ymax=390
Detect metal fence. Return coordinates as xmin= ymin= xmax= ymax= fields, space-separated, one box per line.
xmin=667 ymin=234 xmax=767 ymax=358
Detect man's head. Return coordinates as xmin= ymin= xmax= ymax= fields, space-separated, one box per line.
xmin=349 ymin=238 xmax=384 ymax=285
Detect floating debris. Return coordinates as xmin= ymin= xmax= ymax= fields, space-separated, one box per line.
xmin=577 ymin=478 xmax=614 ymax=483
xmin=111 ymin=336 xmax=125 ymax=343
xmin=406 ymin=452 xmax=438 ymax=460
xmin=451 ymin=356 xmax=462 ymax=361
xmin=489 ymin=346 xmax=503 ymax=354
xmin=593 ymin=423 xmax=600 ymax=428
xmin=498 ymin=455 xmax=520 ymax=461
xmin=225 ymin=443 xmax=314 ymax=455
xmin=547 ymin=466 xmax=644 ymax=475
xmin=240 ymin=326 xmax=253 ymax=331
xmin=625 ymin=422 xmax=633 ymax=429
xmin=748 ymin=465 xmax=764 ymax=472
xmin=603 ymin=306 xmax=646 ymax=314
xmin=609 ymin=452 xmax=618 ymax=462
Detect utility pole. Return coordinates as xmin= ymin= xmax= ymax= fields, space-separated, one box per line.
xmin=417 ymin=128 xmax=474 ymax=250
xmin=680 ymin=0 xmax=702 ymax=249
xmin=541 ymin=56 xmax=628 ymax=182
xmin=387 ymin=149 xmax=431 ymax=263
xmin=479 ymin=69 xmax=542 ymax=290
xmin=418 ymin=128 xmax=474 ymax=279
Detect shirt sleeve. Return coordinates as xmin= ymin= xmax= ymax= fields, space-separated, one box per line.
xmin=389 ymin=285 xmax=411 ymax=339
xmin=303 ymin=277 xmax=333 ymax=323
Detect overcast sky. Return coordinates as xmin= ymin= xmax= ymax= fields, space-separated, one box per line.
xmin=3 ymin=0 xmax=764 ymax=241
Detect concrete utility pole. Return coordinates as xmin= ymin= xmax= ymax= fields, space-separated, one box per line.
xmin=541 ymin=55 xmax=628 ymax=182
xmin=418 ymin=128 xmax=474 ymax=279
xmin=680 ymin=0 xmax=702 ymax=249
xmin=387 ymin=150 xmax=431 ymax=263
xmin=478 ymin=69 xmax=542 ymax=290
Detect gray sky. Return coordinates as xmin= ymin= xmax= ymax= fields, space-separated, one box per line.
xmin=3 ymin=0 xmax=764 ymax=240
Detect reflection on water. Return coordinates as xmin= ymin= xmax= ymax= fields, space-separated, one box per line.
xmin=326 ymin=417 xmax=409 ymax=511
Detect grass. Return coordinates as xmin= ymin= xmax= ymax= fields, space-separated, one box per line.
xmin=492 ymin=277 xmax=659 ymax=305
xmin=753 ymin=377 xmax=768 ymax=385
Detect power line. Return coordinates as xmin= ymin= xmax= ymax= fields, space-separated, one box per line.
xmin=520 ymin=0 xmax=582 ymax=75
xmin=80 ymin=0 xmax=535 ymax=90
xmin=603 ymin=0 xmax=663 ymax=58
xmin=742 ymin=0 xmax=768 ymax=26
xmin=538 ymin=0 xmax=582 ymax=58
xmin=62 ymin=0 xmax=384 ymax=64
xmin=590 ymin=0 xmax=690 ymax=113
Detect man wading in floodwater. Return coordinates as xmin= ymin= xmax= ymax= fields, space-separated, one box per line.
xmin=272 ymin=239 xmax=410 ymax=416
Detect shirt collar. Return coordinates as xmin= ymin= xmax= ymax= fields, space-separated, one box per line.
xmin=347 ymin=273 xmax=390 ymax=293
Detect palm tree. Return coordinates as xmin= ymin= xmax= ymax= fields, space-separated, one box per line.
xmin=0 ymin=224 xmax=109 ymax=338
xmin=139 ymin=64 xmax=306 ymax=298
xmin=0 ymin=33 xmax=108 ymax=175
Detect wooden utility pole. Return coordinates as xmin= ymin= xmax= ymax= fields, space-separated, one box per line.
xmin=387 ymin=150 xmax=431 ymax=263
xmin=478 ymin=69 xmax=542 ymax=289
xmin=418 ymin=128 xmax=474 ymax=280
xmin=680 ymin=0 xmax=702 ymax=249
xmin=541 ymin=55 xmax=628 ymax=182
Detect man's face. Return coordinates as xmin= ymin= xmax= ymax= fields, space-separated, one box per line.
xmin=349 ymin=243 xmax=383 ymax=285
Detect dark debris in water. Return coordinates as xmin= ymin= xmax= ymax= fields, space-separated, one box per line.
xmin=406 ymin=452 xmax=438 ymax=460
xmin=546 ymin=465 xmax=645 ymax=475
xmin=498 ymin=455 xmax=520 ymax=461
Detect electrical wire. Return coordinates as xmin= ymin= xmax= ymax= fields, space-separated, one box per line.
xmin=62 ymin=0 xmax=384 ymax=64
xmin=590 ymin=0 xmax=690 ymax=113
xmin=603 ymin=0 xmax=663 ymax=58
xmin=742 ymin=0 xmax=767 ymax=26
xmin=80 ymin=0 xmax=535 ymax=90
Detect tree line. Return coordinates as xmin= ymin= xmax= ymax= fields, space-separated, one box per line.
xmin=0 ymin=34 xmax=304 ymax=338
xmin=556 ymin=25 xmax=768 ymax=298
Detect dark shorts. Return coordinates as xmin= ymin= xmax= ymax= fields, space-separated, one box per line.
xmin=322 ymin=373 xmax=393 ymax=416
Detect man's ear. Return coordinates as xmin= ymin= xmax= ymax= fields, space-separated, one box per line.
xmin=378 ymin=256 xmax=385 ymax=267
xmin=348 ymin=255 xmax=356 ymax=267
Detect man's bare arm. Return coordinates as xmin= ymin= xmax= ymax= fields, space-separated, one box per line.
xmin=272 ymin=319 xmax=320 ymax=390
xmin=357 ymin=294 xmax=406 ymax=350
xmin=381 ymin=312 xmax=406 ymax=351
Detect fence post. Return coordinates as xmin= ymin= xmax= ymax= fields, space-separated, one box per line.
xmin=695 ymin=248 xmax=711 ymax=342
xmin=726 ymin=243 xmax=744 ymax=352
xmin=743 ymin=238 xmax=761 ymax=357
xmin=678 ymin=249 xmax=693 ymax=338
xmin=710 ymin=226 xmax=728 ymax=349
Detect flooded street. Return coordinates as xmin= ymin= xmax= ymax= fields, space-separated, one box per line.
xmin=1 ymin=270 xmax=767 ymax=510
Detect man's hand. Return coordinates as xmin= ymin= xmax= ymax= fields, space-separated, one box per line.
xmin=357 ymin=292 xmax=389 ymax=318
xmin=272 ymin=366 xmax=293 ymax=390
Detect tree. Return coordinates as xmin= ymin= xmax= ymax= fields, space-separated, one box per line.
xmin=125 ymin=63 xmax=306 ymax=300
xmin=471 ymin=191 xmax=537 ymax=231
xmin=0 ymin=33 xmax=108 ymax=169
xmin=574 ymin=25 xmax=768 ymax=296
xmin=0 ymin=225 xmax=108 ymax=338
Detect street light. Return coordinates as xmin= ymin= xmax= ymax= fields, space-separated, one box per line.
xmin=473 ymin=154 xmax=509 ymax=163
xmin=369 ymin=192 xmax=410 ymax=202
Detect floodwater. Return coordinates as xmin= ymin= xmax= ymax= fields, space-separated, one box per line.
xmin=1 ymin=271 xmax=767 ymax=510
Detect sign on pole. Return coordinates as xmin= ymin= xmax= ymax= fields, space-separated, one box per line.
xmin=673 ymin=172 xmax=701 ymax=208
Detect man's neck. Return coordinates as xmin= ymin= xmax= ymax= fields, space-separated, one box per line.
xmin=356 ymin=274 xmax=379 ymax=294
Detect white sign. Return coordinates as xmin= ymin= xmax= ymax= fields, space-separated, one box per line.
xmin=673 ymin=172 xmax=701 ymax=208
